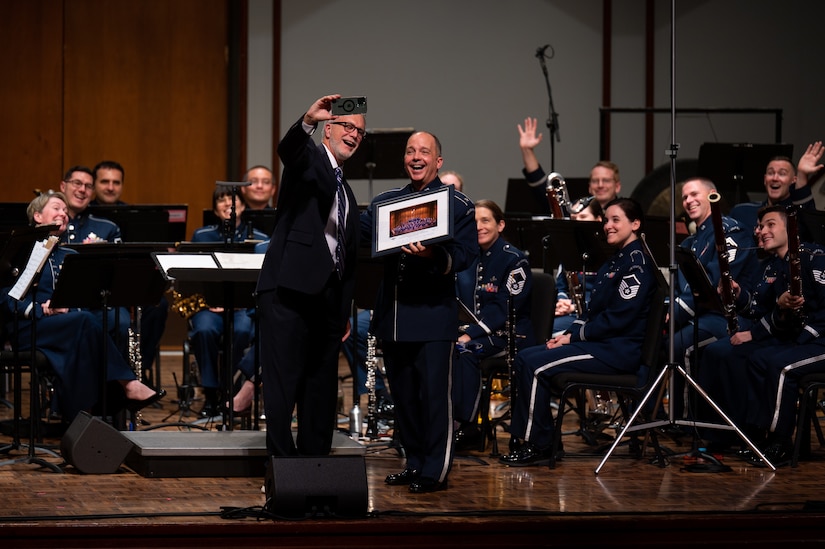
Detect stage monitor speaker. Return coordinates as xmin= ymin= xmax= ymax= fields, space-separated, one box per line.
xmin=265 ymin=455 xmax=368 ymax=518
xmin=61 ymin=411 xmax=134 ymax=474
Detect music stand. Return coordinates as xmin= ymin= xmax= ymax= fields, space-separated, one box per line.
xmin=153 ymin=251 xmax=261 ymax=430
xmin=87 ymin=204 xmax=189 ymax=243
xmin=0 ymin=203 xmax=30 ymax=231
xmin=241 ymin=209 xmax=277 ymax=239
xmin=698 ymin=143 xmax=794 ymax=206
xmin=0 ymin=225 xmax=64 ymax=473
xmin=50 ymin=245 xmax=168 ymax=427
xmin=343 ymin=128 xmax=414 ymax=200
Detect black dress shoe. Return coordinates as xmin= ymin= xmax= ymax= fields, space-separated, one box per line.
xmin=409 ymin=477 xmax=448 ymax=494
xmin=454 ymin=424 xmax=482 ymax=451
xmin=499 ymin=442 xmax=562 ymax=467
xmin=127 ymin=388 xmax=166 ymax=413
xmin=385 ymin=468 xmax=420 ymax=485
xmin=748 ymin=441 xmax=792 ymax=467
xmin=376 ymin=393 xmax=395 ymax=419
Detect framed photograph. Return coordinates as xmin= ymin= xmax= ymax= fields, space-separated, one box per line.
xmin=372 ymin=185 xmax=454 ymax=257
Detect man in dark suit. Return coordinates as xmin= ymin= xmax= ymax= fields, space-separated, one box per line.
xmin=256 ymin=94 xmax=364 ymax=456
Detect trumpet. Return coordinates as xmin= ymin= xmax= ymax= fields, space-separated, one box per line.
xmin=545 ymin=172 xmax=572 ymax=218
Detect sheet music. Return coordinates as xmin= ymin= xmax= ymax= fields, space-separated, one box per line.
xmin=214 ymin=252 xmax=264 ymax=270
xmin=154 ymin=253 xmax=219 ymax=277
xmin=8 ymin=236 xmax=58 ymax=301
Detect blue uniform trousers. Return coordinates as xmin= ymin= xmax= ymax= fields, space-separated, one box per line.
xmin=383 ymin=340 xmax=454 ymax=483
xmin=189 ymin=309 xmax=254 ymax=389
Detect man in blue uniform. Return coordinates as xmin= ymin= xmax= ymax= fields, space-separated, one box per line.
xmin=90 ymin=160 xmax=127 ymax=206
xmin=729 ymin=142 xmax=822 ymax=234
xmin=701 ymin=206 xmax=825 ymax=463
xmin=58 ymin=166 xmax=122 ymax=244
xmin=361 ymin=131 xmax=476 ymax=493
xmin=671 ymin=177 xmax=760 ymax=419
xmin=57 ymin=165 xmax=127 ymax=356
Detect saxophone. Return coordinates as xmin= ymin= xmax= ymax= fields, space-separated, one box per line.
xmin=168 ymin=287 xmax=209 ymax=320
xmin=545 ymin=172 xmax=572 ymax=219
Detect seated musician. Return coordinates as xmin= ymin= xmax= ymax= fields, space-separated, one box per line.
xmin=728 ymin=142 xmax=822 ymax=235
xmin=188 ymin=186 xmax=268 ymax=417
xmin=669 ymin=178 xmax=759 ymax=420
xmin=517 ymin=116 xmax=621 ymax=218
xmin=58 ymin=165 xmax=130 ymax=356
xmin=699 ymin=205 xmax=825 ymax=464
xmin=453 ymin=199 xmax=534 ymax=450
xmin=0 ymin=193 xmax=164 ymax=422
xmin=500 ymin=198 xmax=658 ymax=466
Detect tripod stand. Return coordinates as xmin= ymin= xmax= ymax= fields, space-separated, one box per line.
xmin=594 ymin=2 xmax=773 ymax=473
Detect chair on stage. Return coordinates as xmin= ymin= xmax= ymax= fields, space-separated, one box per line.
xmin=547 ymin=269 xmax=669 ymax=468
xmin=477 ymin=269 xmax=556 ymax=455
xmin=791 ymin=372 xmax=825 ymax=467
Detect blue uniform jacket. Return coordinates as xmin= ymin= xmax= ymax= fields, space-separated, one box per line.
xmin=673 ymin=215 xmax=759 ymax=327
xmin=60 ymin=211 xmax=122 ymax=244
xmin=456 ymin=237 xmax=534 ymax=348
xmin=729 ymin=185 xmax=814 ymax=234
xmin=737 ymin=243 xmax=825 ymax=344
xmin=2 ymin=245 xmax=78 ymax=320
xmin=361 ymin=179 xmax=477 ymax=342
xmin=567 ymin=239 xmax=658 ymax=366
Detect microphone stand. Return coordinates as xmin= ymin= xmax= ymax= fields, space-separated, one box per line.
xmin=536 ymin=45 xmax=561 ymax=171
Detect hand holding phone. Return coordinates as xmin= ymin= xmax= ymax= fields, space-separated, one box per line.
xmin=331 ymin=96 xmax=367 ymax=115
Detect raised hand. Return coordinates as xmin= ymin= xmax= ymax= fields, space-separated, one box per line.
xmin=796 ymin=141 xmax=824 ymax=187
xmin=518 ymin=117 xmax=544 ymax=151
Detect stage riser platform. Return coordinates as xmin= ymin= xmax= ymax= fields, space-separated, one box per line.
xmin=122 ymin=430 xmax=364 ymax=478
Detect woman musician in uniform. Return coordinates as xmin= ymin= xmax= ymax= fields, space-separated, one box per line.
xmin=500 ymin=198 xmax=658 ymax=466
xmin=453 ymin=199 xmax=534 ymax=450
xmin=1 ymin=193 xmax=164 ymax=423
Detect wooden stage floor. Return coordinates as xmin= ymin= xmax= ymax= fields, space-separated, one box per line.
xmin=1 ymin=352 xmax=825 ymax=548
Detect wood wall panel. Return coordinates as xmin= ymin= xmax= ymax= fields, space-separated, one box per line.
xmin=62 ymin=0 xmax=229 ymax=238
xmin=0 ymin=1 xmax=64 ymax=196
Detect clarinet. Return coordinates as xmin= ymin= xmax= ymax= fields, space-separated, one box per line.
xmin=708 ymin=192 xmax=739 ymax=334
xmin=364 ymin=330 xmax=380 ymax=439
xmin=128 ymin=307 xmax=144 ymax=428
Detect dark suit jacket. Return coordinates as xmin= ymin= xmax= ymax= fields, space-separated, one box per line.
xmin=256 ymin=118 xmax=358 ymax=325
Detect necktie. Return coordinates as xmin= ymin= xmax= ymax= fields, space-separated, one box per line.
xmin=335 ymin=167 xmax=346 ymax=278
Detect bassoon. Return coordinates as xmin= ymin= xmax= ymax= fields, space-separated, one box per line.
xmin=782 ymin=204 xmax=806 ymax=330
xmin=708 ymin=192 xmax=739 ymax=333
xmin=786 ymin=205 xmax=803 ymax=299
